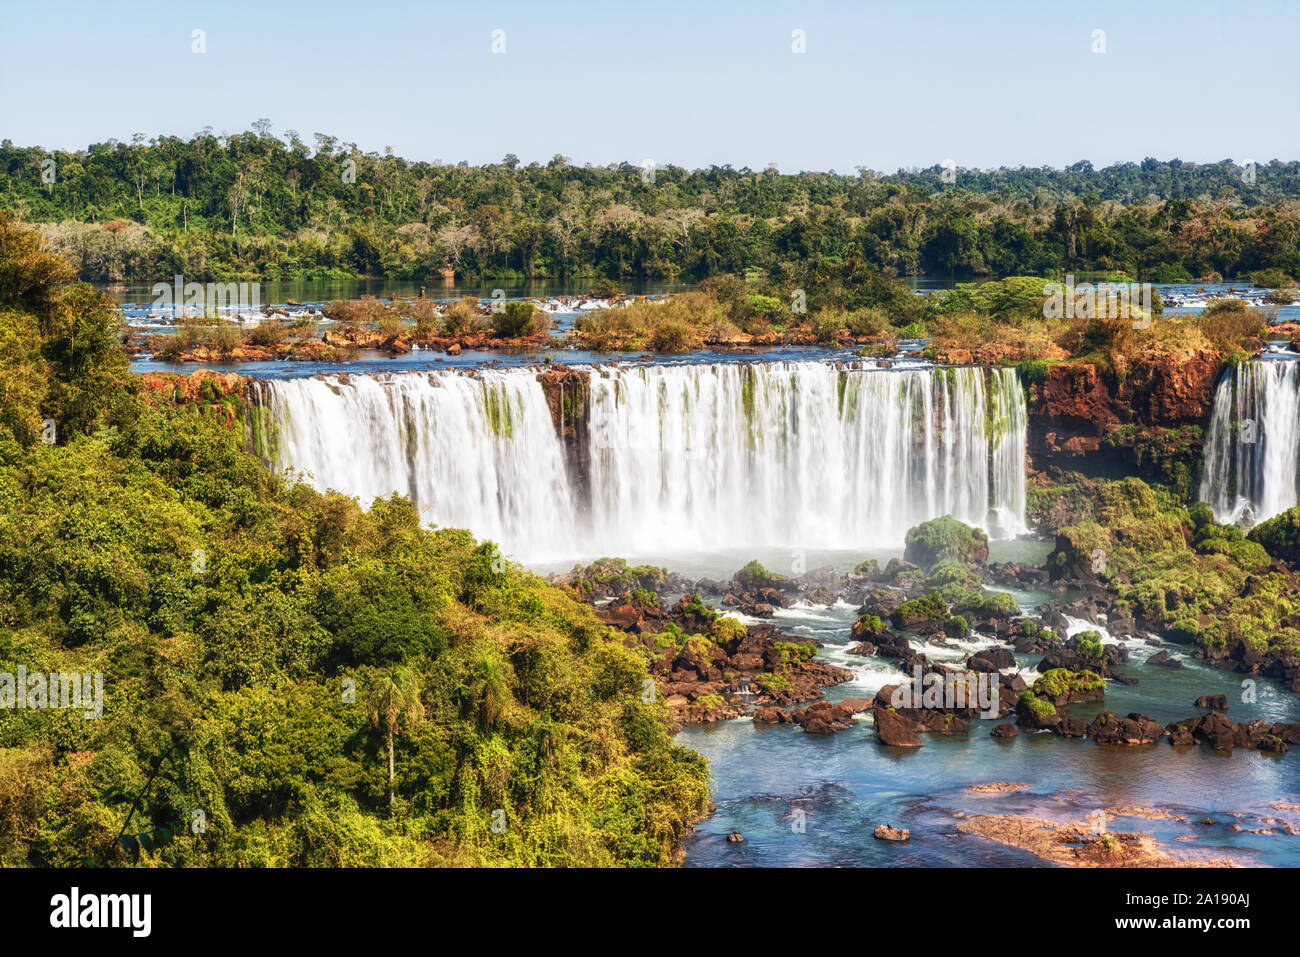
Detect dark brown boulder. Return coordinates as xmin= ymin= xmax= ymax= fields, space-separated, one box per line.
xmin=991 ymin=722 xmax=1019 ymax=738
xmin=1054 ymin=717 xmax=1090 ymax=738
xmin=1087 ymin=710 xmax=1164 ymax=745
xmin=1269 ymin=723 xmax=1300 ymax=744
xmin=1194 ymin=694 xmax=1228 ymax=711
xmin=1166 ymin=720 xmax=1196 ymax=746
xmin=1191 ymin=711 xmax=1235 ymax=750
xmin=1146 ymin=650 xmax=1184 ymax=670
xmin=874 ymin=707 xmax=923 ymax=747
xmin=968 ymin=647 xmax=1016 ymax=672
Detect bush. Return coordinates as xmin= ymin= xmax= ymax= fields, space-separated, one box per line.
xmin=247 ymin=319 xmax=288 ymax=347
xmin=492 ymin=300 xmax=547 ymax=338
xmin=734 ymin=559 xmax=783 ymax=591
xmin=1075 ymin=631 xmax=1104 ymax=661
xmin=1014 ymin=359 xmax=1050 ymax=387
xmin=442 ymin=297 xmax=486 ymax=336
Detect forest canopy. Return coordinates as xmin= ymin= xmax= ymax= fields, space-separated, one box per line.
xmin=0 ymin=214 xmax=709 ymax=866
xmin=3 ymin=129 xmax=1299 ymax=283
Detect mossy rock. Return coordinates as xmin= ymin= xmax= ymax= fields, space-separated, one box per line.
xmin=851 ymin=614 xmax=886 ymax=639
xmin=1031 ymin=667 xmax=1105 ymax=706
xmin=890 ymin=592 xmax=951 ymax=630
xmin=903 ymin=516 xmax=989 ymax=571
xmin=710 ymin=616 xmax=747 ymax=643
xmin=1248 ymin=507 xmax=1300 ymax=565
xmin=734 ymin=559 xmax=787 ymax=591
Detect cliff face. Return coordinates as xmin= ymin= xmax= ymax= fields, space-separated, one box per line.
xmin=137 ymin=370 xmax=249 ymax=429
xmin=1028 ymin=350 xmax=1223 ymax=458
xmin=537 ymin=367 xmax=592 ymax=511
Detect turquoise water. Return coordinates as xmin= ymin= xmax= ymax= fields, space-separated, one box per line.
xmin=670 ymin=542 xmax=1300 ymax=868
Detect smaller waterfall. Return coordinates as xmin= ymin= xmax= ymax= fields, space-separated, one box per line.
xmin=252 ymin=371 xmax=580 ymax=557
xmin=1201 ymin=360 xmax=1300 ymax=525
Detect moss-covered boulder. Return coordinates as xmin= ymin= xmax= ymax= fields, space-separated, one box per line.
xmin=890 ymin=592 xmax=951 ymax=631
xmin=948 ymin=589 xmax=1019 ymax=620
xmin=1016 ymin=690 xmax=1059 ymax=729
xmin=733 ymin=559 xmax=790 ymax=592
xmin=903 ymin=516 xmax=989 ymax=571
xmin=851 ymin=613 xmax=886 ymax=639
xmin=1031 ymin=668 xmax=1105 ymax=707
xmin=1248 ymin=506 xmax=1300 ymax=565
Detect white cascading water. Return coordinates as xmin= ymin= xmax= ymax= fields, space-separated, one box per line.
xmin=251 ymin=371 xmax=580 ymax=553
xmin=586 ymin=362 xmax=1027 ymax=552
xmin=255 ymin=362 xmax=1028 ymax=560
xmin=1201 ymin=360 xmax=1300 ymax=525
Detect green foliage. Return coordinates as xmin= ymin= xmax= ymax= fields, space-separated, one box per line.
xmin=734 ymin=559 xmax=784 ymax=591
xmin=12 ymin=132 xmax=1300 ymax=285
xmin=0 ymin=219 xmax=710 ymax=867
xmin=1014 ymin=359 xmax=1051 ymax=387
xmin=1248 ymin=506 xmax=1300 ymax=563
xmin=491 ymin=300 xmax=547 ymax=338
xmin=773 ymin=642 xmax=815 ymax=669
xmin=1032 ymin=668 xmax=1104 ymax=699
xmin=903 ymin=515 xmax=989 ymax=570
xmin=851 ymin=614 xmax=884 ymax=639
xmin=709 ymin=616 xmax=746 ymax=643
xmin=752 ymin=671 xmax=790 ymax=694
xmin=930 ymin=276 xmax=1055 ymax=319
xmin=1075 ymin=631 xmax=1104 ymax=661
xmin=1046 ymin=476 xmax=1300 ymax=657
xmin=890 ymin=592 xmax=950 ymax=629
xmin=1018 ymin=691 xmax=1056 ymax=719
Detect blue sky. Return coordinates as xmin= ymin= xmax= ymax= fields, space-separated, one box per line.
xmin=2 ymin=0 xmax=1296 ymax=172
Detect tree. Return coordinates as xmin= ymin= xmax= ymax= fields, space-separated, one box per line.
xmin=365 ymin=665 xmax=425 ymax=811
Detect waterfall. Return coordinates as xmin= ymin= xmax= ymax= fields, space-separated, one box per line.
xmin=254 ymin=362 xmax=1028 ymax=560
xmin=586 ymin=362 xmax=1027 ymax=552
xmin=251 ymin=371 xmax=580 ymax=556
xmin=1201 ymin=360 xmax=1300 ymax=525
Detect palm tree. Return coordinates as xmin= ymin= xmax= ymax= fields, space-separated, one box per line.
xmin=365 ymin=665 xmax=425 ymax=811
xmin=466 ymin=648 xmax=512 ymax=732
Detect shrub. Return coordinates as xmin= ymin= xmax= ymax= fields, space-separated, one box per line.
xmin=492 ymin=300 xmax=547 ymax=338
xmin=247 ymin=319 xmax=288 ymax=347
xmin=1014 ymin=359 xmax=1050 ymax=387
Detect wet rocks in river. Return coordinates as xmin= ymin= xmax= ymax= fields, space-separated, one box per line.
xmin=598 ymin=592 xmax=853 ymax=728
xmin=790 ymin=700 xmax=859 ymax=734
xmin=988 ymin=561 xmax=1049 ymax=589
xmin=967 ymin=647 xmax=1016 ymax=673
xmin=1146 ymin=650 xmax=1184 ymax=669
xmin=752 ymin=707 xmax=792 ymax=724
xmin=1195 ymin=694 xmax=1229 ymax=711
xmin=1086 ymin=711 xmax=1164 ymax=745
xmin=873 ymin=706 xmax=923 ymax=747
xmin=873 ymin=824 xmax=910 ymax=841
